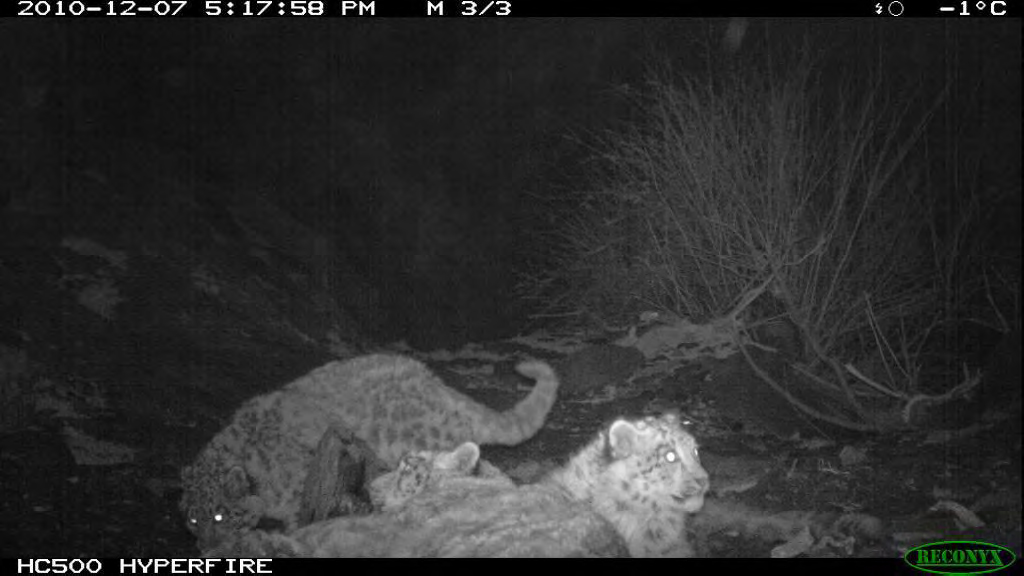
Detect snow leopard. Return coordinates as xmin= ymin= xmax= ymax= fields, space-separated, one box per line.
xmin=364 ymin=414 xmax=883 ymax=558
xmin=543 ymin=412 xmax=709 ymax=557
xmin=180 ymin=354 xmax=559 ymax=552
xmin=367 ymin=441 xmax=514 ymax=510
xmin=204 ymin=413 xmax=705 ymax=558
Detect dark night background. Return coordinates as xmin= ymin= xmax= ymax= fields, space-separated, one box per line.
xmin=1 ymin=19 xmax=1019 ymax=345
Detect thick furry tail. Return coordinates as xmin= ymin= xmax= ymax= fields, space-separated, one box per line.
xmin=478 ymin=359 xmax=560 ymax=446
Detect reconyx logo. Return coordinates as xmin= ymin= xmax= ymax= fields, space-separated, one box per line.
xmin=905 ymin=540 xmax=1017 ymax=575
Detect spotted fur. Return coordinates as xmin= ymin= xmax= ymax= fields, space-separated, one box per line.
xmin=180 ymin=354 xmax=558 ymax=552
xmin=368 ymin=441 xmax=514 ymax=510
xmin=206 ymin=415 xmax=883 ymax=558
xmin=367 ymin=413 xmax=709 ymax=557
xmin=527 ymin=413 xmax=708 ymax=557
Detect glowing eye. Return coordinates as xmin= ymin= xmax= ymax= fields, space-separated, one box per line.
xmin=665 ymin=450 xmax=678 ymax=463
xmin=188 ymin=518 xmax=198 ymax=526
xmin=213 ymin=512 xmax=225 ymax=523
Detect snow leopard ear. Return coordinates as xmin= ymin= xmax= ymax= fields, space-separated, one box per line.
xmin=437 ymin=442 xmax=480 ymax=473
xmin=607 ymin=419 xmax=641 ymax=459
xmin=223 ymin=466 xmax=252 ymax=499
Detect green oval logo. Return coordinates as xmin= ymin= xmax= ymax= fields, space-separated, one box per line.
xmin=905 ymin=540 xmax=1017 ymax=575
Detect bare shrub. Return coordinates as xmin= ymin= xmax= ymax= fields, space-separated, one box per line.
xmin=519 ymin=43 xmax=1003 ymax=430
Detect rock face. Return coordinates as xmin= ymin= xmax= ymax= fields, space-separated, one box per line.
xmin=298 ymin=426 xmax=386 ymax=526
xmin=1 ymin=137 xmax=379 ymax=440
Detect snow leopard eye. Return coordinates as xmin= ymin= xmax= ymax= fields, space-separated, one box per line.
xmin=664 ymin=449 xmax=678 ymax=463
xmin=213 ymin=510 xmax=227 ymax=523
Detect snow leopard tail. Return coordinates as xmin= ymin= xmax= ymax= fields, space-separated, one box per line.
xmin=474 ymin=359 xmax=559 ymax=446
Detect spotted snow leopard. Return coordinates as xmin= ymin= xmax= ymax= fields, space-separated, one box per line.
xmin=204 ymin=413 xmax=707 ymax=557
xmin=180 ymin=353 xmax=559 ymax=552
